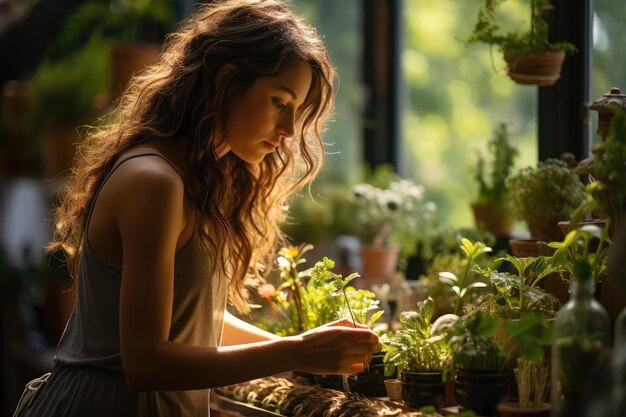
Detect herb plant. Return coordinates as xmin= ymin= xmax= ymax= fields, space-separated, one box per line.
xmin=309 ymin=257 xmax=384 ymax=327
xmin=438 ymin=238 xmax=490 ymax=315
xmin=257 ymin=246 xmax=383 ymax=336
xmin=474 ymin=122 xmax=518 ymax=205
xmin=549 ymin=224 xmax=610 ymax=284
xmin=381 ymin=297 xmax=451 ymax=377
xmin=470 ymin=254 xmax=560 ymax=319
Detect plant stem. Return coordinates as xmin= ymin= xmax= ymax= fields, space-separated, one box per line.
xmin=341 ymin=288 xmax=357 ymax=327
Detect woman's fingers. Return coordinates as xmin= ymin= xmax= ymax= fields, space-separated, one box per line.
xmin=294 ymin=325 xmax=382 ymax=374
xmin=326 ymin=318 xmax=368 ymax=329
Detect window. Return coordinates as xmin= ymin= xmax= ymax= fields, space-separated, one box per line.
xmin=291 ymin=0 xmax=363 ymax=185
xmin=401 ymin=0 xmax=538 ymax=228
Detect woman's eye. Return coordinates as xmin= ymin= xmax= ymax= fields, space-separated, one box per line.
xmin=272 ymin=97 xmax=287 ymax=109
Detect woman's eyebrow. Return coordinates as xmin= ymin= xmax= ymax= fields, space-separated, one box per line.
xmin=277 ymin=86 xmax=297 ymax=100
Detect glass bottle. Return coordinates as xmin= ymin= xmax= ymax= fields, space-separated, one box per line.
xmin=551 ymin=274 xmax=611 ymax=417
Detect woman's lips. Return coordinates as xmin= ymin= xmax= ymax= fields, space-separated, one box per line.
xmin=264 ymin=141 xmax=278 ymax=151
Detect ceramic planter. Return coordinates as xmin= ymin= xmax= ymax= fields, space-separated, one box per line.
xmin=454 ymin=369 xmax=508 ymax=416
xmin=504 ymin=51 xmax=566 ymax=87
xmin=400 ymin=371 xmax=445 ymax=410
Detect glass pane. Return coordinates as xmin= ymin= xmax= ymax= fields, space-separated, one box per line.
xmin=401 ymin=0 xmax=538 ymax=228
xmin=291 ymin=0 xmax=363 ymax=185
xmin=592 ymin=0 xmax=626 ymax=144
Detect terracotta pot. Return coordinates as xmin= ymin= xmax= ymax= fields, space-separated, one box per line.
xmin=497 ymin=402 xmax=551 ymax=417
xmin=527 ymin=217 xmax=563 ymax=243
xmin=471 ymin=202 xmax=515 ymax=237
xmin=508 ymin=239 xmax=542 ymax=258
xmin=504 ymin=51 xmax=566 ymax=87
xmin=360 ymin=245 xmax=400 ymax=283
xmin=557 ymin=219 xmax=607 ymax=237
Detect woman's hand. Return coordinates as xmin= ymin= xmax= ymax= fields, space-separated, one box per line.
xmin=291 ymin=320 xmax=381 ymax=375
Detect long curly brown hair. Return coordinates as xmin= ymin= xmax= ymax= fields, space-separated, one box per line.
xmin=47 ymin=0 xmax=335 ymax=314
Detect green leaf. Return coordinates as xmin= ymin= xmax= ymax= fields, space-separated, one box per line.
xmin=368 ymin=310 xmax=385 ymax=327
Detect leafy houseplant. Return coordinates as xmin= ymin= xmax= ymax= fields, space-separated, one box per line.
xmin=24 ymin=40 xmax=110 ymax=177
xmin=506 ymin=158 xmax=586 ymax=243
xmin=470 ymin=254 xmax=561 ymax=319
xmin=549 ymin=225 xmax=610 ymax=286
xmin=381 ymin=297 xmax=451 ymax=409
xmin=472 ymin=123 xmax=518 ymax=237
xmin=352 ymin=177 xmax=437 ymax=275
xmin=466 ymin=0 xmax=577 ymax=86
xmin=49 ymin=0 xmax=177 ymax=97
xmin=438 ymin=238 xmax=491 ymax=315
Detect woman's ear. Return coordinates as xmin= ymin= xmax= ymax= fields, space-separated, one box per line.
xmin=215 ymin=63 xmax=239 ymax=90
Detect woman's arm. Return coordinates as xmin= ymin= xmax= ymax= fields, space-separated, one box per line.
xmin=221 ymin=311 xmax=280 ymax=345
xmin=113 ymin=160 xmax=379 ymax=393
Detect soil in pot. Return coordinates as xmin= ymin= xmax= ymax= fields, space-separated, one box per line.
xmin=347 ymin=352 xmax=396 ymax=397
xmin=400 ymin=371 xmax=445 ymax=410
xmin=454 ymin=370 xmax=509 ymax=417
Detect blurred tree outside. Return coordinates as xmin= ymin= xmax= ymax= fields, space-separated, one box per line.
xmin=291 ymin=0 xmax=363 ymax=186
xmin=401 ymin=0 xmax=538 ymax=229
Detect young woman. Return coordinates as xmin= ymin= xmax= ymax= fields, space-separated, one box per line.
xmin=20 ymin=1 xmax=379 ymax=416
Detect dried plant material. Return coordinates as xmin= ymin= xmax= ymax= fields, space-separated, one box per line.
xmin=515 ymin=358 xmax=549 ymax=408
xmin=216 ymin=376 xmax=438 ymax=416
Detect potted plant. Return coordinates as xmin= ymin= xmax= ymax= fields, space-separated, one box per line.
xmin=444 ymin=312 xmax=509 ymax=417
xmin=497 ymin=312 xmax=553 ymax=417
xmin=506 ymin=158 xmax=586 ymax=248
xmin=438 ymin=238 xmax=491 ymax=315
xmin=470 ymin=254 xmax=561 ymax=319
xmin=24 ymin=39 xmax=110 ymax=178
xmin=381 ymin=297 xmax=452 ymax=409
xmin=471 ymin=122 xmax=518 ymax=237
xmin=255 ymin=245 xmax=388 ymax=395
xmin=48 ymin=0 xmax=177 ymax=97
xmin=307 ymin=257 xmax=388 ymax=395
xmin=352 ymin=176 xmax=436 ymax=281
xmin=466 ymin=0 xmax=577 ymax=86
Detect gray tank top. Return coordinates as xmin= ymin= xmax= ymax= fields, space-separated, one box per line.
xmin=55 ymin=152 xmax=227 ymax=416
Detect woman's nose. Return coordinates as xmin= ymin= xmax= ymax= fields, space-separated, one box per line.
xmin=277 ymin=111 xmax=296 ymax=138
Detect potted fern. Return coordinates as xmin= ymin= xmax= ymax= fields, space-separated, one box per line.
xmin=471 ymin=122 xmax=518 ymax=237
xmin=466 ymin=0 xmax=576 ymax=86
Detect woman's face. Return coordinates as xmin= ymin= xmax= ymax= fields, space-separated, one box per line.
xmin=223 ymin=62 xmax=313 ymax=164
